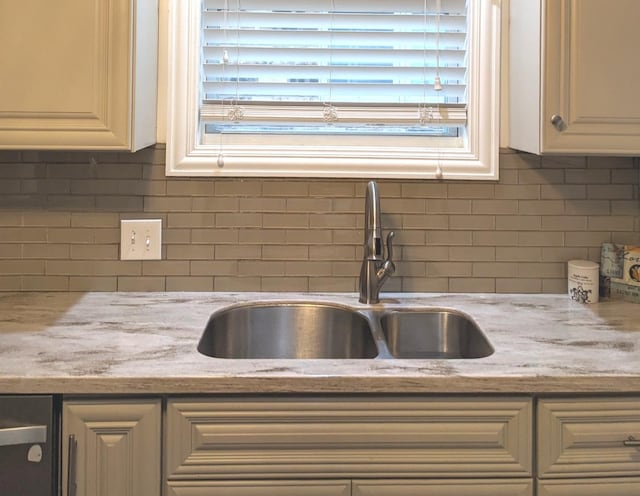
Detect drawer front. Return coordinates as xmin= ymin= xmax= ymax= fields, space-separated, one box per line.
xmin=353 ymin=479 xmax=533 ymax=496
xmin=167 ymin=480 xmax=351 ymax=496
xmin=166 ymin=396 xmax=532 ymax=479
xmin=538 ymin=398 xmax=640 ymax=478
xmin=538 ymin=477 xmax=640 ymax=496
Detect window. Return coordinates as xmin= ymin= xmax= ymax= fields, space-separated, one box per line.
xmin=166 ymin=0 xmax=500 ymax=179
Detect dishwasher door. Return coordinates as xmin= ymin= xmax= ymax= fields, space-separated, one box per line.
xmin=0 ymin=395 xmax=56 ymax=496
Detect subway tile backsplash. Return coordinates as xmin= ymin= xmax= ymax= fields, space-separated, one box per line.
xmin=0 ymin=147 xmax=638 ymax=293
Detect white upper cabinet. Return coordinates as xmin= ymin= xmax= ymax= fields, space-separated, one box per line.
xmin=509 ymin=0 xmax=640 ymax=155
xmin=0 ymin=0 xmax=158 ymax=151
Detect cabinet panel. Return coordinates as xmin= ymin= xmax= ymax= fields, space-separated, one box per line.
xmin=0 ymin=1 xmax=96 ymax=114
xmin=538 ymin=398 xmax=640 ymax=478
xmin=0 ymin=0 xmax=157 ymax=150
xmin=62 ymin=398 xmax=161 ymax=496
xmin=509 ymin=0 xmax=640 ymax=155
xmin=166 ymin=396 xmax=532 ymax=480
xmin=167 ymin=480 xmax=351 ymax=496
xmin=352 ymin=479 xmax=533 ymax=496
xmin=538 ymin=477 xmax=640 ymax=496
xmin=541 ymin=0 xmax=640 ymax=154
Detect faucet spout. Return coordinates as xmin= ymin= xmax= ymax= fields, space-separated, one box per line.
xmin=363 ymin=181 xmax=382 ymax=258
xmin=359 ymin=181 xmax=395 ymax=304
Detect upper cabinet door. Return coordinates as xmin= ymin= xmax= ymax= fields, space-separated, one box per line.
xmin=0 ymin=0 xmax=157 ymax=151
xmin=509 ymin=0 xmax=640 ymax=155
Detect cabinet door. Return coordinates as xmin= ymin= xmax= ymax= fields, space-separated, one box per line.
xmin=541 ymin=0 xmax=640 ymax=154
xmin=61 ymin=398 xmax=161 ymax=496
xmin=538 ymin=477 xmax=640 ymax=496
xmin=538 ymin=398 xmax=640 ymax=478
xmin=0 ymin=0 xmax=157 ymax=150
xmin=509 ymin=0 xmax=640 ymax=155
xmin=167 ymin=480 xmax=351 ymax=496
xmin=352 ymin=479 xmax=533 ymax=496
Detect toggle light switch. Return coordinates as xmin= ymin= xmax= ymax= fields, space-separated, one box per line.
xmin=120 ymin=219 xmax=162 ymax=260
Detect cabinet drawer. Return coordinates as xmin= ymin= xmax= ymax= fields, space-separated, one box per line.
xmin=538 ymin=477 xmax=640 ymax=496
xmin=166 ymin=396 xmax=532 ymax=479
xmin=167 ymin=480 xmax=350 ymax=496
xmin=538 ymin=398 xmax=640 ymax=478
xmin=353 ymin=479 xmax=533 ymax=496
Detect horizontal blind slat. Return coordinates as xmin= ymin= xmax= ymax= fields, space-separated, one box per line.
xmin=203 ymin=0 xmax=467 ymax=14
xmin=203 ymin=31 xmax=466 ymax=48
xmin=201 ymin=102 xmax=466 ymax=136
xmin=203 ymin=84 xmax=466 ymax=103
xmin=203 ymin=15 xmax=467 ymax=33
xmin=202 ymin=47 xmax=467 ymax=66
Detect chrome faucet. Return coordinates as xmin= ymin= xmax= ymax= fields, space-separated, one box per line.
xmin=359 ymin=181 xmax=395 ymax=304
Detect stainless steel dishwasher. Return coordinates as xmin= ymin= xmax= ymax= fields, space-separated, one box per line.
xmin=0 ymin=395 xmax=57 ymax=496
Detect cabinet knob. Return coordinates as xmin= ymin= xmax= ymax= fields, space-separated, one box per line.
xmin=550 ymin=114 xmax=566 ymax=131
xmin=623 ymin=435 xmax=640 ymax=447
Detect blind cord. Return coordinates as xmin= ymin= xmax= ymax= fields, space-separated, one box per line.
xmin=434 ymin=0 xmax=443 ymax=91
xmin=323 ymin=0 xmax=338 ymax=124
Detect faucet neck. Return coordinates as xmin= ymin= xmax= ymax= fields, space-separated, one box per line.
xmin=364 ymin=181 xmax=383 ymax=258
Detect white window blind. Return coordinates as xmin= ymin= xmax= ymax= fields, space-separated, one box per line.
xmin=200 ymin=0 xmax=468 ymax=136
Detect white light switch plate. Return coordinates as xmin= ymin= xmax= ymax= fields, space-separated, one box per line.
xmin=120 ymin=219 xmax=162 ymax=260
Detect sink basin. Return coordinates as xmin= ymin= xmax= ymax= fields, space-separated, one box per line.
xmin=198 ymin=302 xmax=377 ymax=359
xmin=380 ymin=310 xmax=494 ymax=359
xmin=198 ymin=302 xmax=494 ymax=360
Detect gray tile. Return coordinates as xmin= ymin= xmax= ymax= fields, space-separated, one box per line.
xmin=117 ymin=276 xmax=166 ymax=291
xmin=449 ymin=278 xmax=495 ymax=293
xmin=166 ymin=276 xmax=214 ymax=291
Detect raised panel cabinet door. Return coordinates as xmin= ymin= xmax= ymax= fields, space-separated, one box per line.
xmin=167 ymin=480 xmax=351 ymax=496
xmin=509 ymin=0 xmax=640 ymax=155
xmin=542 ymin=0 xmax=640 ymax=154
xmin=166 ymin=396 xmax=532 ymax=480
xmin=538 ymin=477 xmax=640 ymax=496
xmin=352 ymin=479 xmax=533 ymax=496
xmin=61 ymin=398 xmax=161 ymax=496
xmin=0 ymin=0 xmax=157 ymax=150
xmin=538 ymin=397 xmax=640 ymax=478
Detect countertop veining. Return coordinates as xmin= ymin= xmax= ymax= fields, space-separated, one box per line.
xmin=0 ymin=291 xmax=639 ymax=394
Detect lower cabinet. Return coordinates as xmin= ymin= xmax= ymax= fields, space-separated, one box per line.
xmin=61 ymin=398 xmax=161 ymax=496
xmin=60 ymin=394 xmax=640 ymax=496
xmin=166 ymin=396 xmax=533 ymax=495
xmin=537 ymin=397 xmax=640 ymax=495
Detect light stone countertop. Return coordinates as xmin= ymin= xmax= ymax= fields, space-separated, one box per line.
xmin=0 ymin=291 xmax=639 ymax=395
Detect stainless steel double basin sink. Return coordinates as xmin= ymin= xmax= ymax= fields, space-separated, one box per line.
xmin=198 ymin=302 xmax=494 ymax=360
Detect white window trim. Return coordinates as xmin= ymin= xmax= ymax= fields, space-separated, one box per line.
xmin=165 ymin=0 xmax=501 ymax=180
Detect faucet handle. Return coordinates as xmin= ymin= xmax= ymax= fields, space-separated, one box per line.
xmin=385 ymin=231 xmax=395 ymax=262
xmin=377 ymin=231 xmax=396 ymax=281
xmin=384 ymin=231 xmax=396 ymax=276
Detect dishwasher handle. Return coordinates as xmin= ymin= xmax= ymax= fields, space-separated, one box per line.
xmin=0 ymin=425 xmax=47 ymax=447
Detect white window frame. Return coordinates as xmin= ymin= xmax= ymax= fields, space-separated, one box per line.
xmin=165 ymin=0 xmax=501 ymax=180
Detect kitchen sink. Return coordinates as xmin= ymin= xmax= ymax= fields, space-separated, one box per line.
xmin=380 ymin=310 xmax=494 ymax=359
xmin=198 ymin=302 xmax=377 ymax=359
xmin=198 ymin=302 xmax=494 ymax=360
